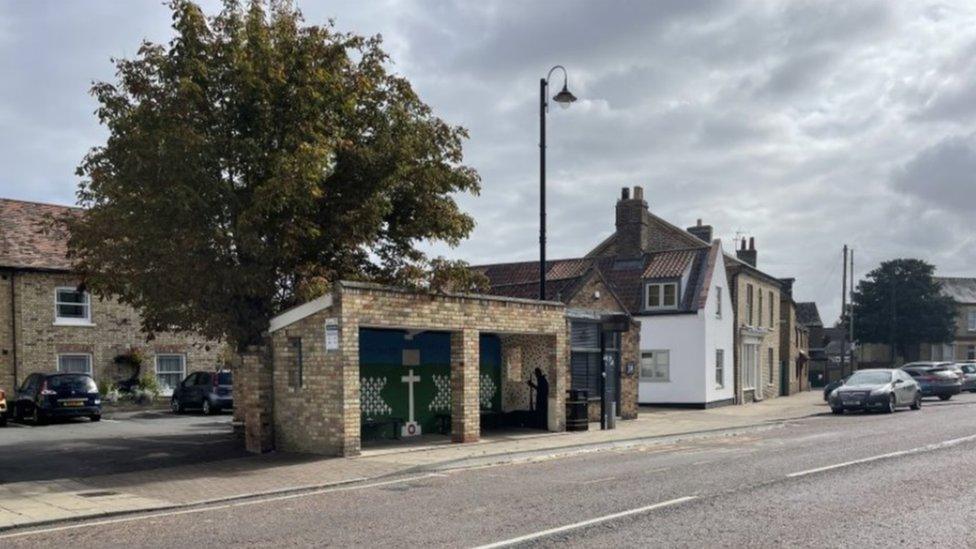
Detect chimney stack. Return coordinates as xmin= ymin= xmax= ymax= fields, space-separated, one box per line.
xmin=686 ymin=218 xmax=713 ymax=243
xmin=615 ymin=186 xmax=650 ymax=258
xmin=736 ymin=237 xmax=757 ymax=267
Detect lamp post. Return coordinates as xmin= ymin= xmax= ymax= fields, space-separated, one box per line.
xmin=539 ymin=65 xmax=577 ymax=300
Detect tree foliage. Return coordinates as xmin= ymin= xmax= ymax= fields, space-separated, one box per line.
xmin=66 ymin=0 xmax=482 ymax=349
xmin=851 ymin=258 xmax=956 ymax=356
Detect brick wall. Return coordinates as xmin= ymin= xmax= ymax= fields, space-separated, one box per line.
xmin=7 ymin=271 xmax=222 ymax=389
xmin=0 ymin=271 xmax=13 ymax=392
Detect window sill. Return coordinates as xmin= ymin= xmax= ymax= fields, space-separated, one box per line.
xmin=641 ymin=379 xmax=670 ymax=383
xmin=53 ymin=320 xmax=95 ymax=327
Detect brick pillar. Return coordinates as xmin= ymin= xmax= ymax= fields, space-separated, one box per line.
xmin=239 ymin=346 xmax=274 ymax=454
xmin=338 ymin=319 xmax=361 ymax=456
xmin=550 ymin=331 xmax=567 ymax=431
xmin=451 ymin=329 xmax=480 ymax=443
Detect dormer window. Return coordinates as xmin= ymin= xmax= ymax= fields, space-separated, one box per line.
xmin=55 ymin=287 xmax=92 ymax=325
xmin=645 ymin=281 xmax=679 ymax=310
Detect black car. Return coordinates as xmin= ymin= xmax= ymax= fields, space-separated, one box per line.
xmin=12 ymin=373 xmax=101 ymax=424
xmin=828 ymin=369 xmax=921 ymax=414
xmin=171 ymin=370 xmax=233 ymax=415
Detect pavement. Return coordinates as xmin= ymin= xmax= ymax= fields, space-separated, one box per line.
xmin=0 ymin=391 xmax=828 ymax=532
xmin=5 ymin=390 xmax=976 ymax=546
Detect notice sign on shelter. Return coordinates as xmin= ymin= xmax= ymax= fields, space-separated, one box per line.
xmin=324 ymin=318 xmax=339 ymax=351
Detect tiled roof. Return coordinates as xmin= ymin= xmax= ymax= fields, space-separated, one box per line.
xmin=642 ymin=249 xmax=696 ymax=279
xmin=795 ymin=302 xmax=823 ymax=327
xmin=473 ymin=257 xmax=589 ymax=289
xmin=0 ymin=198 xmax=79 ymax=271
xmin=936 ymin=277 xmax=976 ymax=304
xmin=479 ymin=247 xmax=711 ymax=315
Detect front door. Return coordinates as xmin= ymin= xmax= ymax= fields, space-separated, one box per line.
xmin=780 ymin=360 xmax=790 ymax=396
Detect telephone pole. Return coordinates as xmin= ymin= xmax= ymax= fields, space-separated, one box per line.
xmin=840 ymin=245 xmax=848 ymax=377
xmin=849 ymin=249 xmax=855 ymax=369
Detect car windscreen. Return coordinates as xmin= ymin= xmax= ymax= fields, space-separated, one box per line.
xmin=846 ymin=371 xmax=892 ymax=385
xmin=217 ymin=372 xmax=232 ymax=385
xmin=49 ymin=375 xmax=98 ymax=393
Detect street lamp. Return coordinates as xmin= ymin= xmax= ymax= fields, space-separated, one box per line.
xmin=539 ymin=65 xmax=577 ymax=300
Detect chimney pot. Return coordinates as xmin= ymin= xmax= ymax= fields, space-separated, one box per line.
xmin=633 ymin=186 xmax=644 ymax=200
xmin=736 ymin=236 xmax=757 ymax=267
xmin=697 ymin=218 xmax=702 ymax=227
xmin=621 ymin=187 xmax=630 ymax=200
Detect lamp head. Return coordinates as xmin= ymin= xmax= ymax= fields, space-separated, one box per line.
xmin=552 ymin=83 xmax=577 ymax=109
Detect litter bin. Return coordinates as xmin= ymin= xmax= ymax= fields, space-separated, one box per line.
xmin=566 ymin=389 xmax=589 ymax=431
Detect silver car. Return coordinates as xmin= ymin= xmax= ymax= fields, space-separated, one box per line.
xmin=828 ymin=369 xmax=922 ymax=414
xmin=956 ymin=362 xmax=976 ymax=392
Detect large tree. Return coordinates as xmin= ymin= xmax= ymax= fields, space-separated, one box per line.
xmin=66 ymin=0 xmax=482 ymax=350
xmin=852 ymin=258 xmax=956 ymax=359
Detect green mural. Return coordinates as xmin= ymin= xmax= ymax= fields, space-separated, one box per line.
xmin=359 ymin=330 xmax=501 ymax=440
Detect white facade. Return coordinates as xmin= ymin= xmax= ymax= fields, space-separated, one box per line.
xmin=638 ymin=253 xmax=735 ymax=406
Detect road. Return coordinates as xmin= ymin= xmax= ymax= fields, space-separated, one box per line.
xmin=0 ymin=411 xmax=242 ymax=483
xmin=5 ymin=393 xmax=976 ymax=547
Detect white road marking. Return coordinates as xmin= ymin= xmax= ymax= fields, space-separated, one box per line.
xmin=472 ymin=496 xmax=698 ymax=549
xmin=579 ymin=476 xmax=616 ymax=485
xmin=787 ymin=433 xmax=976 ymax=478
xmin=0 ymin=474 xmax=440 ymax=540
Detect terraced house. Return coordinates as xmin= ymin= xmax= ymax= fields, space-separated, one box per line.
xmin=726 ymin=238 xmax=783 ymax=403
xmin=0 ymin=198 xmax=223 ymax=395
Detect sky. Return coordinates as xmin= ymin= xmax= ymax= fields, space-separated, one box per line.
xmin=2 ymin=0 xmax=976 ymax=324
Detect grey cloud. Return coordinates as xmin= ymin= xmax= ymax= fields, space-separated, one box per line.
xmin=892 ymin=135 xmax=976 ymax=213
xmin=2 ymin=0 xmax=976 ymax=325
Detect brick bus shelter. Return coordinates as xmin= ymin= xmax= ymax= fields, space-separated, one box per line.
xmin=235 ymin=281 xmax=571 ymax=456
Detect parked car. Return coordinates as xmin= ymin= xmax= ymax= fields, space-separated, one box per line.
xmin=823 ymin=375 xmax=850 ymax=401
xmin=0 ymin=387 xmax=7 ymax=427
xmin=828 ymin=369 xmax=921 ymax=414
xmin=12 ymin=373 xmax=101 ymax=424
xmin=171 ymin=370 xmax=233 ymax=415
xmin=901 ymin=363 xmax=962 ymax=400
xmin=955 ymin=362 xmax=976 ymax=392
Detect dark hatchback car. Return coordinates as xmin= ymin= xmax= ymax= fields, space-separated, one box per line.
xmin=12 ymin=373 xmax=101 ymax=424
xmin=827 ymin=369 xmax=921 ymax=414
xmin=171 ymin=370 xmax=233 ymax=415
xmin=901 ymin=363 xmax=962 ymax=400
xmin=823 ymin=375 xmax=850 ymax=401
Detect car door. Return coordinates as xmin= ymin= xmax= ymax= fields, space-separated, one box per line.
xmin=895 ymin=371 xmax=911 ymax=404
xmin=179 ymin=373 xmax=199 ymax=407
xmin=16 ymin=374 xmax=39 ymax=417
xmin=196 ymin=372 xmax=213 ymax=407
xmin=900 ymin=370 xmax=918 ymax=402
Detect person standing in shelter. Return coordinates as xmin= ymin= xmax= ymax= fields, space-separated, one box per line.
xmin=527 ymin=367 xmax=549 ymax=429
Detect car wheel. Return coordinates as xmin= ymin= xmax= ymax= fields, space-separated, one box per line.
xmin=32 ymin=406 xmax=46 ymax=426
xmin=201 ymin=399 xmax=212 ymax=416
xmin=90 ymin=414 xmax=101 ymax=422
xmin=911 ymin=393 xmax=922 ymax=410
xmin=171 ymin=397 xmax=183 ymax=414
xmin=0 ymin=414 xmax=6 ymax=427
xmin=831 ymin=407 xmax=844 ymax=415
xmin=886 ymin=394 xmax=896 ymax=414
xmin=939 ymin=395 xmax=951 ymax=401
xmin=13 ymin=404 xmax=23 ymax=422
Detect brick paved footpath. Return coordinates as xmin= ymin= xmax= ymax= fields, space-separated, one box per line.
xmin=0 ymin=391 xmax=825 ymax=530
